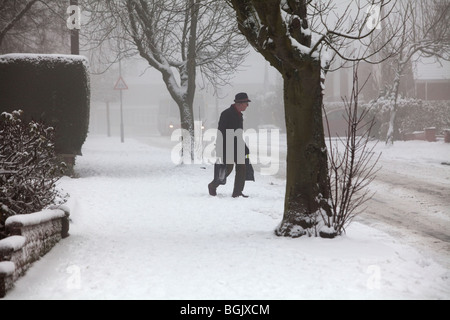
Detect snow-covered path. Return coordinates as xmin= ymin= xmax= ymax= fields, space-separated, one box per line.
xmin=2 ymin=135 xmax=449 ymax=300
xmin=252 ymin=134 xmax=450 ymax=270
xmin=358 ymin=162 xmax=450 ymax=269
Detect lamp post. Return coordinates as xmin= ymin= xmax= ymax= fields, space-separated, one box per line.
xmin=68 ymin=0 xmax=80 ymax=55
xmin=119 ymin=58 xmax=124 ymax=143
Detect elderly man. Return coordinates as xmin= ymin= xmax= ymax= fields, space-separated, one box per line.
xmin=208 ymin=92 xmax=251 ymax=198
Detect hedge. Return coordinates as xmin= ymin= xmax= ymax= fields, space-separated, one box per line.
xmin=0 ymin=53 xmax=90 ymax=156
xmin=365 ymin=98 xmax=450 ymax=140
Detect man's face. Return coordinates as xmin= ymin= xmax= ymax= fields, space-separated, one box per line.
xmin=237 ymin=101 xmax=249 ymax=112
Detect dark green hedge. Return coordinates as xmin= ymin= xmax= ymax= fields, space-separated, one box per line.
xmin=0 ymin=54 xmax=90 ymax=155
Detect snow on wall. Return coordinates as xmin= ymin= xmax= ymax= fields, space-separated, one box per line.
xmin=0 ymin=236 xmax=26 ymax=254
xmin=6 ymin=208 xmax=68 ymax=229
xmin=0 ymin=207 xmax=70 ymax=298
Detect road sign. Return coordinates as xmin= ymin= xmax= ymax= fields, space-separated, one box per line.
xmin=114 ymin=76 xmax=128 ymax=90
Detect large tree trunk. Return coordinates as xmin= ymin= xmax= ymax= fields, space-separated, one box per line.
xmin=275 ymin=61 xmax=331 ymax=237
xmin=228 ymin=0 xmax=332 ymax=237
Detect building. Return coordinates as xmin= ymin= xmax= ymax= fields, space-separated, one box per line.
xmin=414 ymin=58 xmax=450 ymax=101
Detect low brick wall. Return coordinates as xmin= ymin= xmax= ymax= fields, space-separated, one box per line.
xmin=0 ymin=206 xmax=70 ymax=298
xmin=404 ymin=127 xmax=437 ymax=142
xmin=444 ymin=129 xmax=450 ymax=143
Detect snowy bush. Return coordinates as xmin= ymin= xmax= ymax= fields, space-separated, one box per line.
xmin=0 ymin=110 xmax=67 ymax=239
xmin=366 ymin=98 xmax=450 ymax=140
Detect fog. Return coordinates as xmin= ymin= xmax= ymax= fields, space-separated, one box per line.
xmin=88 ymin=48 xmax=450 ymax=141
xmin=88 ymin=48 xmax=282 ymax=139
xmin=1 ymin=0 xmax=448 ymax=142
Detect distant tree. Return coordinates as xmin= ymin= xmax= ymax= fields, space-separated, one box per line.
xmin=82 ymin=0 xmax=248 ymax=160
xmin=0 ymin=0 xmax=39 ymax=49
xmin=0 ymin=0 xmax=69 ymax=54
xmin=376 ymin=0 xmax=450 ymax=144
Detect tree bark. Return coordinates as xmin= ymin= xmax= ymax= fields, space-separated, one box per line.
xmin=275 ymin=61 xmax=331 ymax=237
xmin=229 ymin=0 xmax=332 ymax=237
xmin=385 ymin=75 xmax=400 ymax=145
xmin=182 ymin=0 xmax=200 ymax=161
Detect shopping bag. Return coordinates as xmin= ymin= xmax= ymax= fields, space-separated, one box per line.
xmin=214 ymin=163 xmax=227 ymax=185
xmin=245 ymin=158 xmax=255 ymax=181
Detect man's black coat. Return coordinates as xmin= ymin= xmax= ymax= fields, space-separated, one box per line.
xmin=216 ymin=105 xmax=249 ymax=164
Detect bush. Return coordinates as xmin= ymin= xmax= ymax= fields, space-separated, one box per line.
xmin=321 ymin=72 xmax=380 ymax=238
xmin=0 ymin=110 xmax=67 ymax=239
xmin=0 ymin=53 xmax=90 ymax=156
xmin=366 ymin=98 xmax=450 ymax=140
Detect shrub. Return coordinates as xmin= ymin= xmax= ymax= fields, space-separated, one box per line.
xmin=365 ymin=98 xmax=450 ymax=140
xmin=0 ymin=53 xmax=90 ymax=156
xmin=322 ymin=100 xmax=380 ymax=237
xmin=0 ymin=110 xmax=67 ymax=239
xmin=320 ymin=67 xmax=380 ymax=238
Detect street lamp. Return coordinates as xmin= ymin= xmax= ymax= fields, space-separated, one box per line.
xmin=68 ymin=0 xmax=80 ymax=55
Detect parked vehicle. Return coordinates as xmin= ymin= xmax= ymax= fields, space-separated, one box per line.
xmin=158 ymin=99 xmax=180 ymax=136
xmin=157 ymin=95 xmax=209 ymax=136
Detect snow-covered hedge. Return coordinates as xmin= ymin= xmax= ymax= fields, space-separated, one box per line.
xmin=0 ymin=53 xmax=90 ymax=156
xmin=0 ymin=206 xmax=70 ymax=298
xmin=365 ymin=98 xmax=450 ymax=140
xmin=0 ymin=110 xmax=67 ymax=237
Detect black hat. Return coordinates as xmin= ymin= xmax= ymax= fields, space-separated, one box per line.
xmin=234 ymin=92 xmax=251 ymax=103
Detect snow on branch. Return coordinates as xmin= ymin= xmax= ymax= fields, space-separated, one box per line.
xmin=230 ymin=0 xmax=399 ymax=74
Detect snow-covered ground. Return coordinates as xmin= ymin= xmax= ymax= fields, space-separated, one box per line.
xmin=355 ymin=141 xmax=450 ymax=270
xmin=2 ymin=134 xmax=449 ymax=300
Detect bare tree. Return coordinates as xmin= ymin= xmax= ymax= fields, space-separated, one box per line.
xmin=378 ymin=0 xmax=450 ymax=144
xmin=322 ymin=63 xmax=380 ymax=238
xmin=82 ymin=0 xmax=248 ymax=160
xmin=226 ymin=0 xmax=395 ymax=237
xmin=0 ymin=0 xmax=69 ymax=53
xmin=0 ymin=0 xmax=39 ymax=48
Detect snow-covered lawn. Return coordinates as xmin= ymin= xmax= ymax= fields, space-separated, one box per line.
xmin=3 ymin=135 xmax=449 ymax=300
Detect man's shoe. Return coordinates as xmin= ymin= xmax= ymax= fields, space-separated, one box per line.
xmin=208 ymin=183 xmax=217 ymax=196
xmin=232 ymin=193 xmax=249 ymax=198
